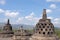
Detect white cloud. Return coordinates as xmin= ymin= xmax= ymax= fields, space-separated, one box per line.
xmin=46 ymin=9 xmax=52 ymax=13
xmin=30 ymin=12 xmax=34 ymax=16
xmin=0 ymin=9 xmax=19 ymax=17
xmin=50 ymin=4 xmax=56 ymax=9
xmin=54 ymin=18 xmax=60 ymax=22
xmin=53 ymin=18 xmax=60 ymax=27
xmin=17 ymin=17 xmax=24 ymax=23
xmin=25 ymin=12 xmax=35 ymax=20
xmin=5 ymin=10 xmax=19 ymax=17
xmin=0 ymin=9 xmax=4 ymax=13
xmin=47 ymin=17 xmax=53 ymax=19
xmin=0 ymin=0 xmax=6 ymax=5
xmin=46 ymin=0 xmax=60 ymax=2
xmin=16 ymin=12 xmax=40 ymax=25
xmin=25 ymin=12 xmax=40 ymax=22
xmin=25 ymin=12 xmax=40 ymax=25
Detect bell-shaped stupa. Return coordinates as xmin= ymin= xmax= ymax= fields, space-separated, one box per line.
xmin=30 ymin=9 xmax=59 ymax=40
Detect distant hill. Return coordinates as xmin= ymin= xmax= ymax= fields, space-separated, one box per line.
xmin=12 ymin=24 xmax=34 ymax=30
xmin=0 ymin=23 xmax=34 ymax=30
xmin=0 ymin=23 xmax=60 ymax=30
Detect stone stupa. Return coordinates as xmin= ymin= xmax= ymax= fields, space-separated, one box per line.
xmin=0 ymin=19 xmax=14 ymax=38
xmin=30 ymin=9 xmax=59 ymax=40
xmin=13 ymin=26 xmax=31 ymax=40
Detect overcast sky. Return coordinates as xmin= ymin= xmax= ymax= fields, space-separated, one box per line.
xmin=0 ymin=0 xmax=60 ymax=27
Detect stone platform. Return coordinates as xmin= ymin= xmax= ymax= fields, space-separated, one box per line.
xmin=0 ymin=37 xmax=12 ymax=40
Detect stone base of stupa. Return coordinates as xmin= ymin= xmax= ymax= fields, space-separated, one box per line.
xmin=30 ymin=36 xmax=59 ymax=40
xmin=30 ymin=33 xmax=59 ymax=40
xmin=0 ymin=31 xmax=14 ymax=38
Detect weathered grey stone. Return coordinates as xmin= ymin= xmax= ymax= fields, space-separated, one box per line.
xmin=0 ymin=19 xmax=14 ymax=38
xmin=30 ymin=9 xmax=60 ymax=40
xmin=12 ymin=26 xmax=31 ymax=40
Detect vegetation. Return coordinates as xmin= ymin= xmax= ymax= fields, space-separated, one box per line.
xmin=55 ymin=29 xmax=60 ymax=38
